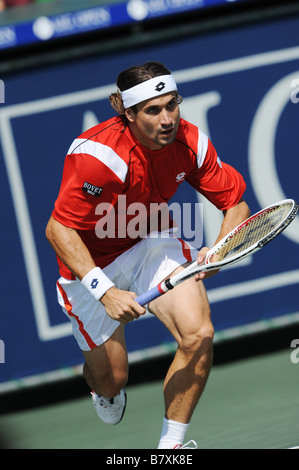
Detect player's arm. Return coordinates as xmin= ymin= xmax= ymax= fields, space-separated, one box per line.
xmin=46 ymin=216 xmax=95 ymax=280
xmin=213 ymin=198 xmax=251 ymax=245
xmin=195 ymin=198 xmax=250 ymax=281
xmin=45 ymin=216 xmax=145 ymax=323
xmin=186 ymin=134 xmax=250 ymax=280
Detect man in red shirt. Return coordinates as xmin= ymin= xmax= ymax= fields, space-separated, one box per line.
xmin=46 ymin=61 xmax=250 ymax=448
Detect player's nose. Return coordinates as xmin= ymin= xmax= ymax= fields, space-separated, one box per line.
xmin=160 ymin=109 xmax=173 ymax=126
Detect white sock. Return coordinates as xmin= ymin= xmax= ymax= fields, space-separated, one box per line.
xmin=157 ymin=417 xmax=189 ymax=449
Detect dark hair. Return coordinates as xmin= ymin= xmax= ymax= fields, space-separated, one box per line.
xmin=109 ymin=62 xmax=181 ymax=116
xmin=116 ymin=61 xmax=171 ymax=92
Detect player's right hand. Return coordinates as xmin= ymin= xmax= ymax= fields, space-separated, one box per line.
xmin=100 ymin=287 xmax=146 ymax=323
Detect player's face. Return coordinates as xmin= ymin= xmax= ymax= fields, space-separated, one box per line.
xmin=125 ymin=92 xmax=181 ymax=150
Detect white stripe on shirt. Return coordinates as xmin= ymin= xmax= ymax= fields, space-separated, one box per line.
xmin=68 ymin=138 xmax=128 ymax=183
xmin=196 ymin=128 xmax=209 ymax=169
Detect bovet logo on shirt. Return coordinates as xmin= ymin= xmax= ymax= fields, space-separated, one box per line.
xmin=82 ymin=181 xmax=103 ymax=197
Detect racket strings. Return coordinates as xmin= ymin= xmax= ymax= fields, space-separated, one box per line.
xmin=210 ymin=204 xmax=292 ymax=262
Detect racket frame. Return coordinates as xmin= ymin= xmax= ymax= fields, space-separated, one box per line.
xmin=135 ymin=199 xmax=298 ymax=306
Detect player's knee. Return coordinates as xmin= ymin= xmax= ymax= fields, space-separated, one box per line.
xmin=101 ymin=370 xmax=128 ymax=398
xmin=84 ymin=362 xmax=128 ymax=398
xmin=179 ymin=321 xmax=214 ymax=355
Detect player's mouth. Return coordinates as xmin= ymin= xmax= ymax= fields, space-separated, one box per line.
xmin=160 ymin=128 xmax=174 ymax=137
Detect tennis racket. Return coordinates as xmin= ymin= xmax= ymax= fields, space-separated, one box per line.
xmin=135 ymin=199 xmax=298 ymax=306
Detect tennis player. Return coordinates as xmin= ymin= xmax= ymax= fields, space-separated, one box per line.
xmin=46 ymin=61 xmax=250 ymax=449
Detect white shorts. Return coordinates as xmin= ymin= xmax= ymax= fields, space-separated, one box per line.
xmin=56 ymin=233 xmax=197 ymax=351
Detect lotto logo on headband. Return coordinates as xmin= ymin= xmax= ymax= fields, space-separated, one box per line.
xmin=121 ymin=74 xmax=177 ymax=109
xmin=155 ymin=82 xmax=166 ymax=92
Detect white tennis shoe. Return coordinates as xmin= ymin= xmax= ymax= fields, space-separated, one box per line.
xmin=173 ymin=440 xmax=198 ymax=449
xmin=91 ymin=389 xmax=127 ymax=425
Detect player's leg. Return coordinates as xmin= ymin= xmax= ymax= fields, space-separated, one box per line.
xmin=149 ymin=268 xmax=214 ymax=446
xmin=82 ymin=324 xmax=128 ymax=426
xmin=82 ymin=324 xmax=128 ymax=399
xmin=56 ymin=277 xmax=128 ymax=425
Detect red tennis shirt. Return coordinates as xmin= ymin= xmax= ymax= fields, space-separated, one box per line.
xmin=52 ymin=116 xmax=246 ymax=279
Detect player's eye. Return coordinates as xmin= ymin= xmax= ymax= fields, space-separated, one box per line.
xmin=167 ymin=100 xmax=177 ymax=110
xmin=145 ymin=107 xmax=160 ymax=115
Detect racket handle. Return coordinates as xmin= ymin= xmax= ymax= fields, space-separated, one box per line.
xmin=135 ymin=285 xmax=164 ymax=306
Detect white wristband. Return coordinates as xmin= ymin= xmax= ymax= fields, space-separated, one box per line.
xmin=81 ymin=267 xmax=115 ymax=301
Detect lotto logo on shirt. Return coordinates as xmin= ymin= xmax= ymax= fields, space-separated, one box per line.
xmin=175 ymin=172 xmax=186 ymax=183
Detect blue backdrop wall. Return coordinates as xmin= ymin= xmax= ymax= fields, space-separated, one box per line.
xmin=0 ymin=14 xmax=298 ymax=385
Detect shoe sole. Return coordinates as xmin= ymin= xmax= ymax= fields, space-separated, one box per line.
xmin=114 ymin=389 xmax=127 ymax=425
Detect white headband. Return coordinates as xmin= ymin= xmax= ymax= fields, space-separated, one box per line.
xmin=121 ymin=74 xmax=177 ymax=109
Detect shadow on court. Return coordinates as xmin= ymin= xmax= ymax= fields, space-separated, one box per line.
xmin=0 ymin=323 xmax=296 ymax=415
xmin=0 ymin=324 xmax=298 ymax=449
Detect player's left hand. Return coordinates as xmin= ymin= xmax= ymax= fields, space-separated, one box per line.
xmin=195 ymin=247 xmax=220 ymax=281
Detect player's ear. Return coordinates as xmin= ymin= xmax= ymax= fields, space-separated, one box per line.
xmin=125 ymin=107 xmax=136 ymax=123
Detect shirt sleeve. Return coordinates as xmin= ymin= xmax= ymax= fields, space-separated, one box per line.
xmin=52 ymin=152 xmax=123 ymax=230
xmin=186 ymin=138 xmax=246 ymax=211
